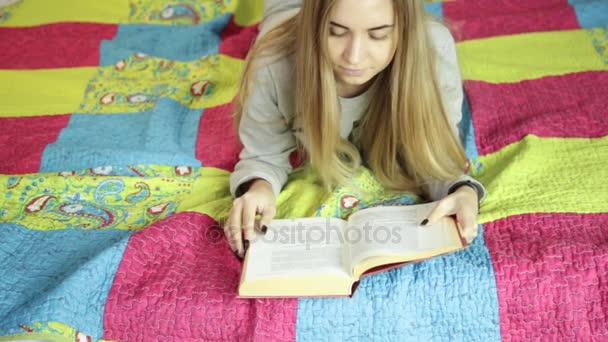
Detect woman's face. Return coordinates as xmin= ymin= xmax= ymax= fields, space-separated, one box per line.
xmin=327 ymin=0 xmax=398 ymax=97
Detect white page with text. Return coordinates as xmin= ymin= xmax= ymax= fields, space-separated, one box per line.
xmin=345 ymin=202 xmax=452 ymax=268
xmin=243 ymin=217 xmax=352 ymax=280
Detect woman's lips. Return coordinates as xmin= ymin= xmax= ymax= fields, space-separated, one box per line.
xmin=339 ymin=66 xmax=365 ymax=77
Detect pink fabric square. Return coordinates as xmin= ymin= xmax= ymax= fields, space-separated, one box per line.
xmin=103 ymin=212 xmax=297 ymax=341
xmin=465 ymin=71 xmax=608 ymax=155
xmin=195 ymin=103 xmax=242 ymax=171
xmin=442 ymin=0 xmax=579 ymax=41
xmin=219 ymin=16 xmax=259 ymax=60
xmin=0 ymin=23 xmax=118 ymax=69
xmin=0 ymin=115 xmax=71 ymax=174
xmin=484 ymin=213 xmax=608 ymax=340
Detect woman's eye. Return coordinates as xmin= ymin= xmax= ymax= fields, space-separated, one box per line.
xmin=370 ymin=34 xmax=389 ymax=41
xmin=329 ymin=29 xmax=347 ymax=37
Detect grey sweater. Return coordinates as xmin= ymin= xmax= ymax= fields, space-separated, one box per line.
xmin=229 ymin=0 xmax=486 ymax=203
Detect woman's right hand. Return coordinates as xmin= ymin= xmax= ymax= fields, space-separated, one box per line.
xmin=224 ymin=179 xmax=277 ymax=259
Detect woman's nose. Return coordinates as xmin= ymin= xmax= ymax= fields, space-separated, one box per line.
xmin=343 ymin=37 xmax=363 ymax=66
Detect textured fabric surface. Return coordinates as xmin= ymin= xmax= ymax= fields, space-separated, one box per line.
xmin=466 ymin=71 xmax=608 ymax=155
xmin=0 ymin=68 xmax=98 ymax=117
xmin=104 ymin=212 xmax=298 ymax=341
xmin=0 ymin=115 xmax=70 ymax=174
xmin=41 ymin=98 xmax=203 ymax=172
xmin=476 ymin=135 xmax=608 ymax=224
xmin=443 ymin=0 xmax=580 ymax=41
xmin=0 ymin=22 xmax=118 ymax=69
xmin=195 ymin=102 xmax=242 ymax=171
xmin=485 ymin=213 xmax=608 ymax=340
xmin=0 ymin=223 xmax=131 ymax=340
xmin=457 ymin=29 xmax=608 ymax=83
xmin=296 ymin=226 xmax=501 ymax=342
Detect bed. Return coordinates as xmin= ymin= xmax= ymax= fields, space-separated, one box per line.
xmin=0 ymin=0 xmax=607 ymax=340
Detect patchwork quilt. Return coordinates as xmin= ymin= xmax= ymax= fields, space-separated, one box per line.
xmin=0 ymin=0 xmax=607 ymax=341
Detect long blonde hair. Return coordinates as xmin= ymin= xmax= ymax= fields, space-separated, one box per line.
xmin=234 ymin=0 xmax=467 ymax=197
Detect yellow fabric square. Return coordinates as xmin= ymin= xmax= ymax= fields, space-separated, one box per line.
xmin=0 ymin=0 xmax=128 ymax=27
xmin=0 ymin=68 xmax=97 ymax=117
xmin=0 ymin=165 xmax=203 ymax=231
xmin=475 ymin=135 xmax=608 ymax=224
xmin=457 ymin=29 xmax=608 ymax=83
xmin=78 ymin=54 xmax=243 ymax=114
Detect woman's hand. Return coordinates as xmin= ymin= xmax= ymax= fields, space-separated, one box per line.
xmin=224 ymin=179 xmax=276 ymax=259
xmin=422 ymin=186 xmax=480 ymax=244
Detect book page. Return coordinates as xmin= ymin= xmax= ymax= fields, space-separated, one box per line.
xmin=344 ymin=202 xmax=462 ymax=276
xmin=241 ymin=217 xmax=352 ymax=282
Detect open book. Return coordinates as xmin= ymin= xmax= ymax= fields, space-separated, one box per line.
xmin=237 ymin=201 xmax=467 ymax=298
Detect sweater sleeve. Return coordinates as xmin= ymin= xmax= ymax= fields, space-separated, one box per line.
xmin=229 ymin=65 xmax=297 ymax=198
xmin=258 ymin=0 xmax=302 ymax=38
xmin=425 ymin=21 xmax=487 ymax=204
xmin=263 ymin=0 xmax=301 ymax=18
xmin=229 ymin=1 xmax=302 ymax=198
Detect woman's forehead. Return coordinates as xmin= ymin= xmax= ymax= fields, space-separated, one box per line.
xmin=329 ymin=0 xmax=395 ymax=29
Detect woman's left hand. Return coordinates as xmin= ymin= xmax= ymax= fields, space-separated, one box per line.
xmin=423 ymin=186 xmax=479 ymax=244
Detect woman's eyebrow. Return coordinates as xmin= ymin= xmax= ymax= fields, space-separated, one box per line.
xmin=329 ymin=21 xmax=394 ymax=31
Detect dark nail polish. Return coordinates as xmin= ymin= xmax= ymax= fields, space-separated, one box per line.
xmin=233 ymin=250 xmax=242 ymax=260
xmin=244 ymin=240 xmax=250 ymax=252
xmin=261 ymin=225 xmax=268 ymax=234
xmin=420 ymin=219 xmax=428 ymax=226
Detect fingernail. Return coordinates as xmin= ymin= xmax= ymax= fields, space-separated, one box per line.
xmin=244 ymin=239 xmax=250 ymax=252
xmin=261 ymin=225 xmax=268 ymax=234
xmin=233 ymin=250 xmax=243 ymax=260
xmin=420 ymin=219 xmax=428 ymax=226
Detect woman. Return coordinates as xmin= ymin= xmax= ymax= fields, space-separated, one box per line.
xmin=225 ymin=0 xmax=486 ymax=259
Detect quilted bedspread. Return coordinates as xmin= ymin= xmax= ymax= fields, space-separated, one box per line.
xmin=0 ymin=0 xmax=607 ymax=341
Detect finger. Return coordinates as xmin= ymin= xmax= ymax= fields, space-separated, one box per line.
xmin=422 ymin=200 xmax=455 ymax=226
xmin=224 ymin=200 xmax=244 ymax=257
xmin=457 ymin=212 xmax=479 ymax=243
xmin=258 ymin=205 xmax=276 ymax=234
xmin=453 ymin=219 xmax=467 ymax=246
xmin=241 ymin=200 xmax=258 ymax=247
